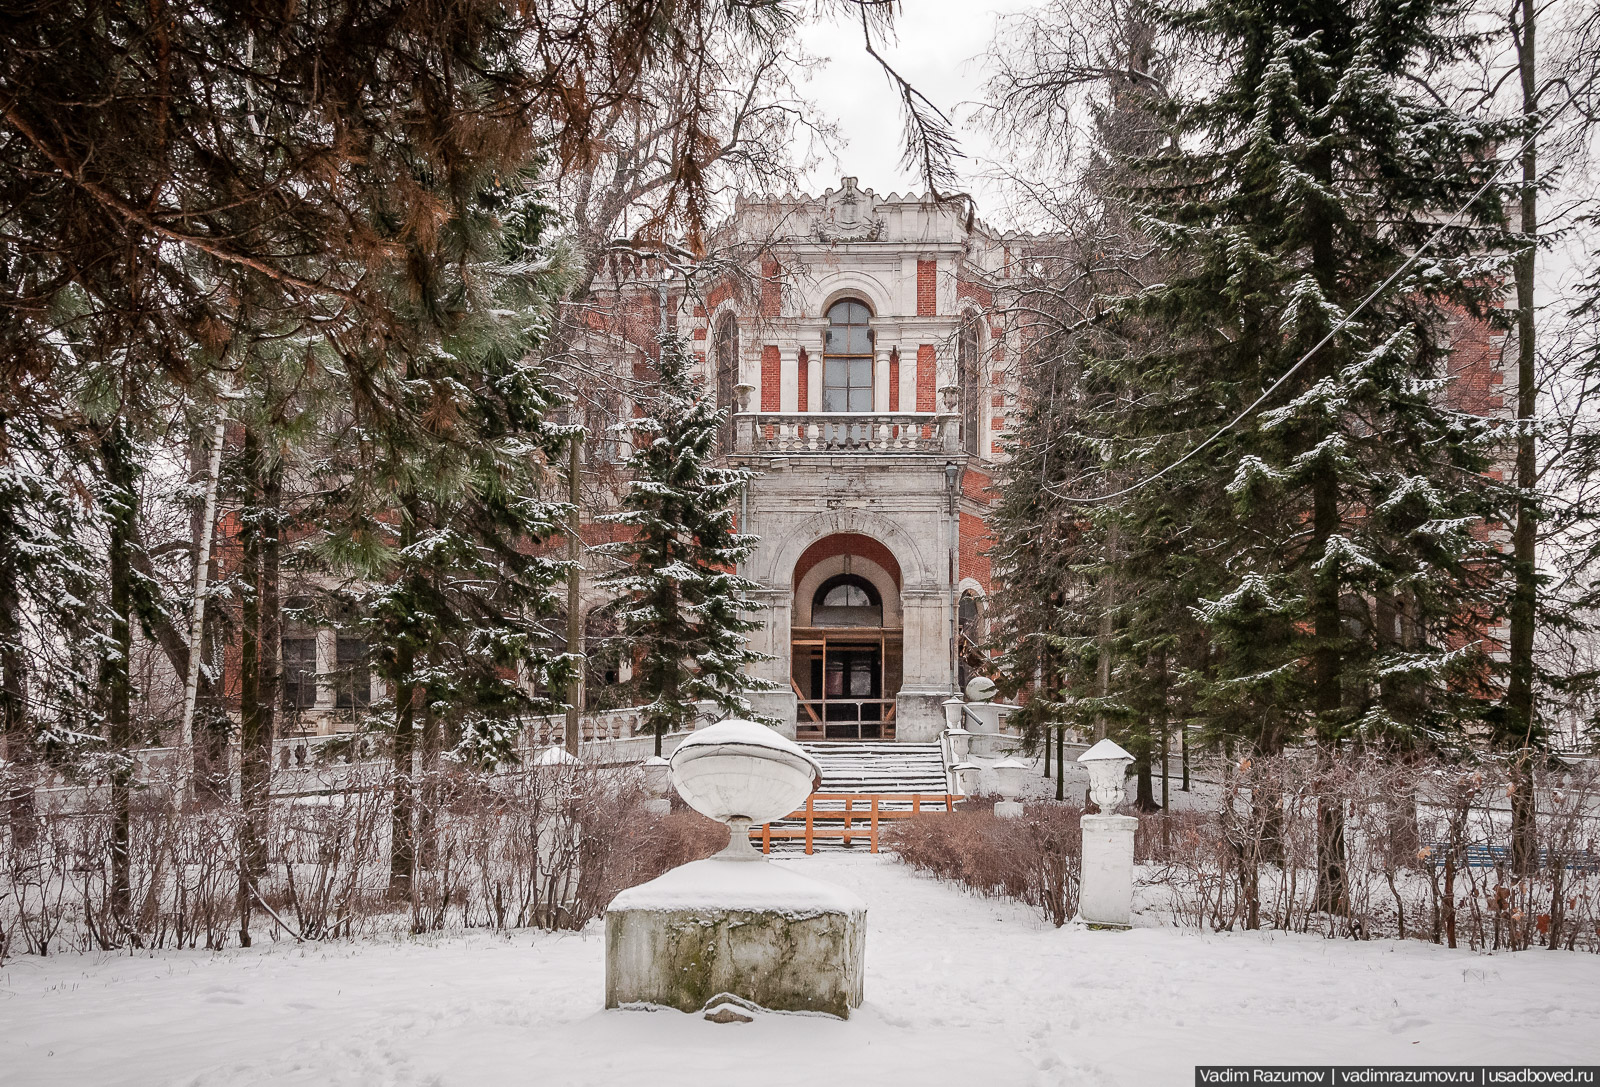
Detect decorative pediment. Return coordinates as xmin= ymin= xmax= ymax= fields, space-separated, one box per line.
xmin=813 ymin=177 xmax=886 ymax=243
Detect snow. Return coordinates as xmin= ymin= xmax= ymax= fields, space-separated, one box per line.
xmin=1078 ymin=738 xmax=1134 ymax=763
xmin=608 ymin=856 xmax=865 ymax=915
xmin=4 ymin=855 xmax=1597 ymax=1087
xmin=672 ymin=718 xmax=821 ymax=777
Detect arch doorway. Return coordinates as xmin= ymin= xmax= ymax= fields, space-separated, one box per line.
xmin=790 ymin=533 xmax=902 ymax=741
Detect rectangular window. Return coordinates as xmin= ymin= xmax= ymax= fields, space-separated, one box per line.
xmin=335 ymin=635 xmax=370 ymax=710
xmin=823 ymin=357 xmax=873 ymax=412
xmin=282 ymin=636 xmax=317 ymax=709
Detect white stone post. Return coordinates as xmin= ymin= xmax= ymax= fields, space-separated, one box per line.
xmin=643 ymin=755 xmax=672 ymax=816
xmin=1077 ymin=739 xmax=1137 ymax=928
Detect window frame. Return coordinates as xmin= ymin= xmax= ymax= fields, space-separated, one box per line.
xmin=822 ymin=299 xmax=874 ymax=414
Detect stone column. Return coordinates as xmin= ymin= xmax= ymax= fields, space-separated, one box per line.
xmin=807 ymin=346 xmax=823 ymax=412
xmin=314 ymin=628 xmax=336 ymax=711
xmin=895 ymin=587 xmax=951 ymax=742
xmin=748 ymin=589 xmax=797 ymax=738
xmin=780 ymin=347 xmax=800 ymax=413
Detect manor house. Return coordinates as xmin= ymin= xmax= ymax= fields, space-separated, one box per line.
xmin=665 ymin=178 xmax=1020 ymax=742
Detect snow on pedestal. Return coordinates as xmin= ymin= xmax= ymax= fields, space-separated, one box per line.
xmin=605 ymin=719 xmax=865 ymax=1018
xmin=1077 ymin=739 xmax=1136 ymax=929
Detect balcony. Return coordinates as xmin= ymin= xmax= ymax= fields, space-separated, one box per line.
xmin=734 ymin=411 xmax=959 ymax=455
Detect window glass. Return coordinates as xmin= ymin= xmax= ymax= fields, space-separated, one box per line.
xmin=282 ymin=636 xmax=317 ymax=709
xmin=335 ymin=634 xmax=370 ymax=709
xmin=823 ymin=583 xmax=872 ymax=607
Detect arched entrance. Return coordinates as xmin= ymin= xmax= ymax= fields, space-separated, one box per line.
xmin=790 ymin=533 xmax=903 ymax=740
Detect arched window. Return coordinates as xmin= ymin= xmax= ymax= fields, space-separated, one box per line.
xmin=713 ymin=312 xmax=739 ymax=453
xmin=958 ymin=314 xmax=982 ymax=455
xmin=811 ymin=573 xmax=883 ymax=627
xmin=958 ymin=591 xmax=984 ymax=688
xmin=823 ymin=300 xmax=873 ymax=413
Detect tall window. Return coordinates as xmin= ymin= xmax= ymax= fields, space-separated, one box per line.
xmin=958 ymin=315 xmax=982 ymax=455
xmin=713 ymin=312 xmax=739 ymax=453
xmin=281 ymin=595 xmax=318 ymax=711
xmin=823 ymin=300 xmax=873 ymax=412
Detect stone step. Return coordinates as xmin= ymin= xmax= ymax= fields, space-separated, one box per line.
xmin=768 ymin=742 xmax=953 ymax=850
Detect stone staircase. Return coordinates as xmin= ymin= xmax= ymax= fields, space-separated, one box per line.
xmin=802 ymin=742 xmax=948 ymax=794
xmin=755 ymin=742 xmax=955 ymax=853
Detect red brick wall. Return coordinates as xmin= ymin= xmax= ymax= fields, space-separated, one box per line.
xmin=962 ymin=468 xmax=993 ymax=503
xmin=761 ymin=344 xmax=781 ymax=411
xmin=956 ymin=277 xmax=992 ymax=309
xmin=888 ymin=348 xmax=900 ymax=412
xmin=792 ymin=533 xmax=904 ymax=590
xmin=916 ymin=344 xmax=936 ymax=411
xmin=917 ymin=260 xmax=937 ymax=316
xmin=798 ymin=348 xmax=809 ymax=412
xmin=959 ymin=512 xmax=993 ymax=592
xmin=1443 ymin=307 xmax=1507 ymax=418
xmin=761 ymin=257 xmax=781 ymax=318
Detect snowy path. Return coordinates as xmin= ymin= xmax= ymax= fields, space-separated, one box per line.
xmin=3 ymin=855 xmax=1597 ymax=1086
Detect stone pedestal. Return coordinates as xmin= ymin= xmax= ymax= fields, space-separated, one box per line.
xmin=605 ymin=857 xmax=866 ymax=1018
xmin=1078 ymin=813 xmax=1137 ymax=928
xmin=893 ymin=689 xmax=950 ymax=741
xmin=994 ymin=799 xmax=1022 ymax=820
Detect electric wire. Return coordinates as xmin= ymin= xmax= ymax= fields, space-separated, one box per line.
xmin=1047 ymin=90 xmax=1580 ymax=505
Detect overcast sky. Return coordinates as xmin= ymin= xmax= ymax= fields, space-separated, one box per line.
xmin=792 ymin=1 xmax=1041 ymax=219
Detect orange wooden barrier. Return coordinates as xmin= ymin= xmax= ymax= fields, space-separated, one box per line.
xmin=750 ymin=792 xmax=960 ymax=855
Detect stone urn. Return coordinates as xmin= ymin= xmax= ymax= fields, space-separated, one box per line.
xmin=992 ymin=756 xmax=1029 ymax=819
xmin=605 ymin=719 xmax=867 ymax=1019
xmin=667 ymin=719 xmax=821 ymax=857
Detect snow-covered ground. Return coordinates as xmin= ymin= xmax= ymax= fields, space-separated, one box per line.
xmin=3 ymin=855 xmax=1595 ymax=1086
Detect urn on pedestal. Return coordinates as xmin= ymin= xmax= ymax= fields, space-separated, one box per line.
xmin=1076 ymin=738 xmax=1137 ymax=929
xmin=605 ymin=719 xmax=866 ymax=1018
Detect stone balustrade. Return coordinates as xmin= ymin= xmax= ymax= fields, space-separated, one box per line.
xmin=735 ymin=412 xmax=959 ymax=454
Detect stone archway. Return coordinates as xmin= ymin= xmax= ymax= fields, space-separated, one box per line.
xmin=762 ymin=508 xmax=933 ymax=593
xmin=789 ymin=533 xmax=905 ymax=741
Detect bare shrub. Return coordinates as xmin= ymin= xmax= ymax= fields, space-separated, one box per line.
xmin=884 ymin=754 xmax=1600 ymax=952
xmin=886 ymin=798 xmax=1082 ymax=927
xmin=0 ymin=760 xmax=724 ymax=953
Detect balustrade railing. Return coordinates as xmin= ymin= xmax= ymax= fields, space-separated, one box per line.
xmin=735 ymin=412 xmax=959 ymax=454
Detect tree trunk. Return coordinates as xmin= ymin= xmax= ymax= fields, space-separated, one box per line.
xmin=1055 ymin=723 xmax=1065 ymax=801
xmin=419 ymin=650 xmax=442 ymax=871
xmin=1312 ymin=466 xmax=1349 ymax=915
xmin=254 ymin=454 xmax=281 ymax=854
xmin=178 ymin=420 xmax=225 ymax=801
xmin=1135 ymin=749 xmax=1158 ymax=811
xmin=99 ymin=423 xmax=136 ymax=938
xmin=389 ymin=647 xmax=417 ymax=897
xmin=236 ymin=432 xmax=266 ymax=946
xmin=0 ymin=525 xmax=34 ymax=845
xmin=565 ymin=437 xmax=584 ymax=756
xmin=1506 ymin=0 xmax=1540 ymax=878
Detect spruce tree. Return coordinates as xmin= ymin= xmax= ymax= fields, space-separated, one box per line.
xmin=309 ymin=176 xmax=575 ymax=897
xmin=1108 ymin=0 xmax=1509 ymax=912
xmin=599 ymin=332 xmax=772 ymax=755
